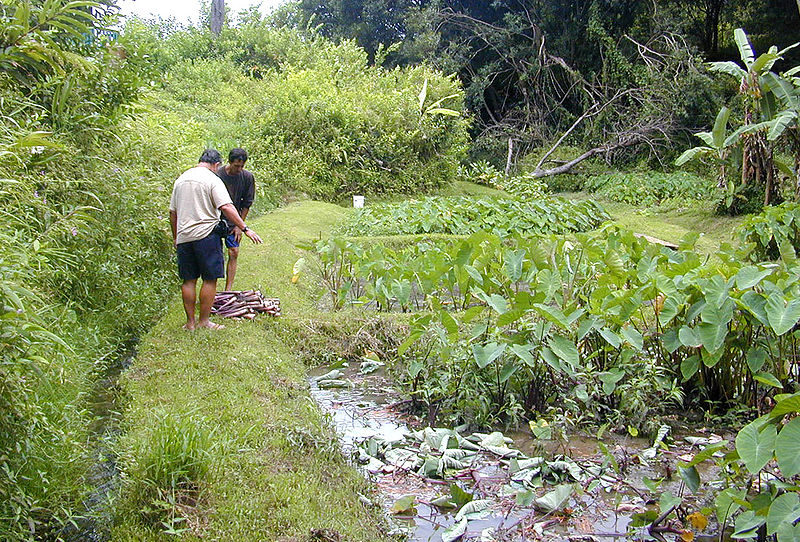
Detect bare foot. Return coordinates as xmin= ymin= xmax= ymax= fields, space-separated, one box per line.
xmin=183 ymin=322 xmax=196 ymax=331
xmin=197 ymin=321 xmax=225 ymax=330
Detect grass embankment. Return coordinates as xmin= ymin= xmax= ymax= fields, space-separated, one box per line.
xmin=561 ymin=192 xmax=745 ymax=255
xmin=113 ymin=201 xmax=391 ymax=541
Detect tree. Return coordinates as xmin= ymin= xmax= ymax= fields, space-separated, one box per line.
xmin=211 ymin=0 xmax=224 ymax=35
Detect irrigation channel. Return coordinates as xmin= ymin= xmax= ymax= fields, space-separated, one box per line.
xmin=309 ymin=361 xmax=727 ymax=542
xmin=60 ymin=345 xmax=136 ymax=542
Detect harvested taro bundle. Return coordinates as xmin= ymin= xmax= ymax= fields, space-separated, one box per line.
xmin=212 ymin=290 xmax=281 ymax=319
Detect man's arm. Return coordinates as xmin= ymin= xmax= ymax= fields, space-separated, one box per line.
xmin=169 ymin=210 xmax=178 ymax=245
xmin=220 ymin=203 xmax=262 ymax=244
xmin=231 ymin=207 xmax=250 ymax=243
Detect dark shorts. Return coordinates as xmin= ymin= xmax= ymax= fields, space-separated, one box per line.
xmin=176 ymin=234 xmax=225 ymax=281
xmin=225 ymin=232 xmax=240 ymax=249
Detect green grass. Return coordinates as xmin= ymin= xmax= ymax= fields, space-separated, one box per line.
xmin=113 ymin=201 xmax=391 ymax=541
xmin=560 ymin=192 xmax=745 ymax=255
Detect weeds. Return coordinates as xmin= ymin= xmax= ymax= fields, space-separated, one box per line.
xmin=121 ymin=411 xmax=214 ymax=534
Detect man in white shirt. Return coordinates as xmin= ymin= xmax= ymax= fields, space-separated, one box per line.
xmin=169 ymin=149 xmax=263 ymax=330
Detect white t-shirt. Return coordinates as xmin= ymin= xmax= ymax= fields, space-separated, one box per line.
xmin=169 ymin=166 xmax=233 ymax=244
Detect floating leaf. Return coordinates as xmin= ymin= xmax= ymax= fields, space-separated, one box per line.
xmin=687 ymin=511 xmax=709 ymax=530
xmin=534 ymin=484 xmax=573 ymax=513
xmin=455 ymin=499 xmax=491 ymax=521
xmin=391 ymin=494 xmax=416 ymax=515
xmin=441 ymin=518 xmax=468 ymax=542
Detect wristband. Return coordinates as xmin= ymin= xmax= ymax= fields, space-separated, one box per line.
xmin=241 ymin=225 xmax=249 ymax=232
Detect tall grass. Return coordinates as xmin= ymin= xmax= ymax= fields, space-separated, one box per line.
xmin=121 ymin=411 xmax=214 ymax=533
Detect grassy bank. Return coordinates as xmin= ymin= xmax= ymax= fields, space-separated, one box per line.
xmin=113 ymin=201 xmax=392 ymax=541
xmin=560 ymin=192 xmax=745 ymax=255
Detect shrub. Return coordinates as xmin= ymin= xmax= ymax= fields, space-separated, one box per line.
xmin=129 ymin=24 xmax=470 ymax=201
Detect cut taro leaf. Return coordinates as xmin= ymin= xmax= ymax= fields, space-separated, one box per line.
xmin=391 ymin=494 xmax=417 ymax=515
xmin=450 ymin=483 xmax=474 ymax=509
xmin=431 ymin=494 xmax=457 ymax=509
xmin=441 ymin=518 xmax=468 ymax=542
xmin=455 ymin=499 xmax=492 ymax=521
xmin=534 ymin=484 xmax=574 ymax=513
xmin=479 ymin=431 xmax=508 ymax=447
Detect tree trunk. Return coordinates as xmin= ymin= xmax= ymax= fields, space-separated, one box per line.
xmin=529 ymin=138 xmax=640 ymax=178
xmin=505 ymin=138 xmax=514 ymax=177
xmin=210 ymin=0 xmax=224 ymax=35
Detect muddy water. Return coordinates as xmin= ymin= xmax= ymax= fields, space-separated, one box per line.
xmin=309 ymin=363 xmax=722 ymax=542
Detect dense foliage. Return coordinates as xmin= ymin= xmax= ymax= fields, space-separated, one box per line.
xmin=738 ymin=201 xmax=800 ymax=261
xmin=295 ymin=0 xmax=800 ymax=165
xmin=304 ymin=205 xmax=800 ymax=435
xmin=124 ymin=21 xmax=469 ymax=200
xmin=336 ymin=196 xmax=608 ymax=237
xmin=582 ymin=170 xmax=716 ymax=206
xmin=0 ymin=2 xmax=198 ymax=539
xmin=677 ymin=30 xmax=800 ymax=214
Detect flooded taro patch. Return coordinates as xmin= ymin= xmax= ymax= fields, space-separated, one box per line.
xmin=309 ymin=361 xmax=729 ymax=542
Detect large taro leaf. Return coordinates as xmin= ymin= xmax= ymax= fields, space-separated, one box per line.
xmin=735 ymin=418 xmax=777 ymax=474
xmin=765 ymin=292 xmax=800 ymax=336
xmin=770 ymin=392 xmax=800 ymax=418
xmin=733 ymin=510 xmax=767 ymax=539
xmin=775 ymin=417 xmax=800 ymax=477
xmin=746 ymin=347 xmax=768 ymax=373
xmin=767 ymin=492 xmax=800 ymax=536
xmin=472 ymin=342 xmax=506 ymax=369
xmin=549 ymin=335 xmax=579 ymax=368
xmin=735 ymin=266 xmax=774 ymax=289
xmin=599 ymin=369 xmax=625 ymax=395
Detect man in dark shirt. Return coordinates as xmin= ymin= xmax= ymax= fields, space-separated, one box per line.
xmin=216 ymin=148 xmax=256 ymax=291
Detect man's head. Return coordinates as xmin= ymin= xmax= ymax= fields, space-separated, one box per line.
xmin=199 ymin=149 xmax=222 ymax=172
xmin=227 ymin=148 xmax=248 ymax=175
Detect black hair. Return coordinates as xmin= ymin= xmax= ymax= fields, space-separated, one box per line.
xmin=228 ymin=148 xmax=248 ymax=163
xmin=199 ymin=148 xmax=222 ymax=164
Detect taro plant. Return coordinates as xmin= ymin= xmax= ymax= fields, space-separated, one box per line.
xmin=737 ymin=202 xmax=800 ymax=261
xmin=707 ymin=392 xmax=800 ymax=542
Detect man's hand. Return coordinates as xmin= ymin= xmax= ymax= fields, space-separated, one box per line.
xmin=233 ymin=226 xmax=243 ymax=243
xmin=244 ymin=228 xmax=263 ymax=244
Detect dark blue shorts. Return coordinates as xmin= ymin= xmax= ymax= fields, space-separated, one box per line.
xmin=225 ymin=232 xmax=240 ymax=248
xmin=176 ymin=233 xmax=225 ymax=281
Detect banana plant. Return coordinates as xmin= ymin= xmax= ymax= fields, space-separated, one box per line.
xmin=676 ymin=107 xmax=768 ymax=207
xmin=700 ymin=29 xmax=800 ymax=208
